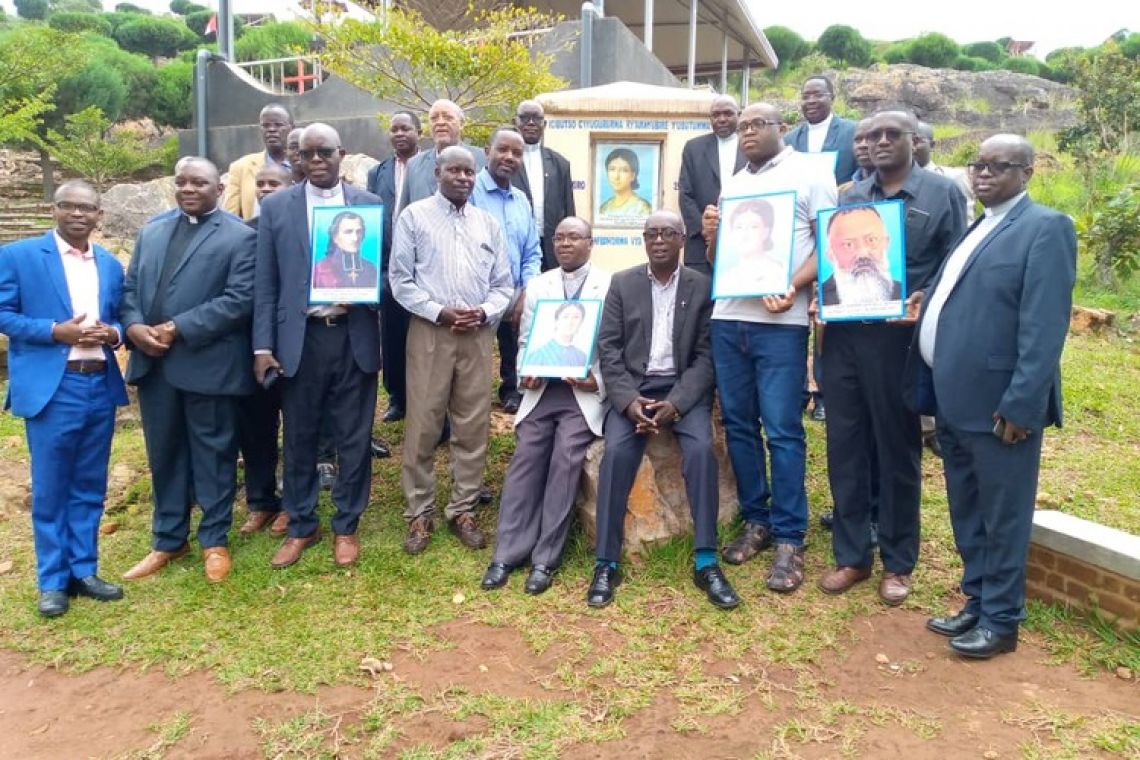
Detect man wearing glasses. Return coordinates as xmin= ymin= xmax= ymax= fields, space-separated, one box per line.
xmin=0 ymin=181 xmax=128 ymax=617
xmin=912 ymin=135 xmax=1075 ymax=659
xmin=223 ymin=103 xmax=294 ymax=220
xmin=818 ymin=111 xmax=966 ymax=606
xmin=512 ymin=100 xmax=576 ymax=273
xmin=588 ymin=210 xmax=739 ymax=610
xmin=700 ymin=102 xmax=837 ymax=593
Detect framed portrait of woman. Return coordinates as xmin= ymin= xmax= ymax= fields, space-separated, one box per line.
xmin=592 ymin=140 xmax=661 ymax=228
xmin=713 ymin=191 xmax=798 ymax=299
xmin=309 ymin=205 xmax=384 ymax=305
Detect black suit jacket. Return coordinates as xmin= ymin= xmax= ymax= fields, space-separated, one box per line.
xmin=510 ymin=145 xmax=576 ymax=270
xmin=784 ymin=115 xmax=858 ymax=185
xmin=905 ymin=196 xmax=1076 ymax=433
xmin=365 ymin=155 xmax=402 ymax=272
xmin=678 ymin=132 xmax=746 ymax=266
xmin=252 ymin=183 xmax=383 ymax=378
xmin=121 ymin=208 xmax=257 ymax=396
xmin=598 ymin=264 xmax=715 ymax=417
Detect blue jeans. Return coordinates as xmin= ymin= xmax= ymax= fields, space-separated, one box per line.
xmin=711 ymin=320 xmax=809 ymax=546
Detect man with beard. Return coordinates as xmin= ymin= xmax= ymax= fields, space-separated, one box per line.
xmin=820 ymin=206 xmax=903 ymax=306
xmin=223 ymin=104 xmax=294 ymax=220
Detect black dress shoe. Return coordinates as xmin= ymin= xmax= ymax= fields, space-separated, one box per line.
xmin=68 ymin=575 xmax=124 ymax=602
xmin=819 ymin=510 xmax=834 ymax=530
xmin=694 ymin=565 xmax=741 ymax=609
xmin=370 ymin=438 xmax=391 ymax=459
xmin=381 ymin=404 xmax=405 ymax=423
xmin=502 ymin=394 xmax=522 ymax=414
xmin=524 ymin=565 xmax=554 ymax=595
xmin=923 ymin=431 xmax=943 ymax=459
xmin=481 ymin=562 xmax=513 ymax=590
xmin=949 ymin=626 xmax=1018 ymax=659
xmin=478 ymin=487 xmax=494 ymax=505
xmin=926 ymin=610 xmax=980 ymax=637
xmin=436 ymin=418 xmax=451 ymax=448
xmin=810 ymin=400 xmax=826 ymax=422
xmin=38 ymin=591 xmax=69 ymax=618
xmin=586 ymin=564 xmax=621 ymax=608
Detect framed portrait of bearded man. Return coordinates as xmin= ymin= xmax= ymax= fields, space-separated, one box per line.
xmin=817 ymin=200 xmax=907 ymax=322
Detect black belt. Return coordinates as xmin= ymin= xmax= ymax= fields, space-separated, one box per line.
xmin=308 ymin=314 xmax=347 ymax=327
xmin=66 ymin=359 xmax=107 ymax=374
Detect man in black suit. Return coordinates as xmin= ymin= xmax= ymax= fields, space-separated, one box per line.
xmin=911 ymin=135 xmax=1076 ymax=658
xmin=678 ymin=95 xmax=746 ymax=277
xmin=588 ymin=210 xmax=739 ymax=611
xmin=512 ymin=100 xmax=576 ymax=272
xmin=367 ymin=110 xmax=421 ymax=423
xmin=121 ymin=158 xmax=256 ymax=584
xmin=784 ymin=76 xmax=858 ymax=186
xmin=253 ymin=123 xmax=383 ymax=570
xmin=818 ymin=111 xmax=966 ymax=607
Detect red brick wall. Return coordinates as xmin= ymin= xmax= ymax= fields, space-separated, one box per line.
xmin=1026 ymin=544 xmax=1139 ymax=631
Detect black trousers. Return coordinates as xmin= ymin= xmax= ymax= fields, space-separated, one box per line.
xmin=280 ymin=321 xmax=378 ymax=538
xmin=380 ymin=272 xmax=410 ymax=410
xmin=236 ymin=384 xmax=281 ymax=513
xmin=822 ymin=322 xmax=921 ymax=574
xmin=496 ymin=318 xmax=519 ymax=401
xmin=595 ymin=377 xmax=719 ymax=563
xmin=136 ymin=366 xmax=239 ymax=552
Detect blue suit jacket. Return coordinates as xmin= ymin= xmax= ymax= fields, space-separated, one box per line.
xmin=784 ymin=116 xmax=858 ymax=186
xmin=253 ymin=182 xmax=383 ymax=377
xmin=0 ymin=231 xmax=128 ymax=418
xmin=906 ymin=196 xmax=1076 ymax=433
xmin=121 ymin=208 xmax=257 ymax=396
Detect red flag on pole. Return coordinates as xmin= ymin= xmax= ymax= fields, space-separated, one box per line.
xmin=205 ymin=13 xmax=218 ymax=36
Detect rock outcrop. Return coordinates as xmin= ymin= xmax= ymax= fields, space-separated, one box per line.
xmin=99 ymin=177 xmax=178 ymax=244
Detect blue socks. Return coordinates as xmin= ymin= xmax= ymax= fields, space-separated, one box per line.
xmin=694 ymin=549 xmax=718 ymax=571
xmin=595 ymin=560 xmax=618 ymax=570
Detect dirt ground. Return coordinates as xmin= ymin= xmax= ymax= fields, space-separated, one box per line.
xmin=1 ymin=611 xmax=1135 ymax=760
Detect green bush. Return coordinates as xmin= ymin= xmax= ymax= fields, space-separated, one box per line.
xmin=48 ymin=11 xmax=112 ymax=36
xmin=55 ymin=59 xmax=128 ymax=123
xmin=1083 ymin=183 xmax=1140 ymax=284
xmin=114 ymin=2 xmax=151 ymax=13
xmin=1121 ymin=33 xmax=1140 ymax=60
xmin=169 ymin=0 xmax=193 ymax=13
xmin=814 ymin=24 xmax=873 ymax=68
xmin=1003 ymin=57 xmax=1041 ymax=76
xmin=114 ymin=15 xmax=199 ymax=57
xmin=14 ymin=0 xmax=48 ymax=20
xmin=101 ymin=11 xmax=138 ymax=32
xmin=962 ymin=41 xmax=1005 ymax=63
xmin=906 ymin=32 xmax=961 ymax=69
xmin=882 ymin=43 xmax=909 ymax=64
xmin=151 ymin=59 xmax=193 ymax=127
xmin=234 ymin=20 xmax=311 ymax=61
xmin=953 ymin=55 xmax=992 ymax=71
xmin=763 ymin=25 xmax=810 ymax=69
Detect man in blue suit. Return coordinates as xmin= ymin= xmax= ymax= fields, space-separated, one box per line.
xmin=910 ymin=134 xmax=1076 ymax=659
xmin=784 ymin=76 xmax=858 ymax=186
xmin=121 ymin=158 xmax=257 ymax=584
xmin=254 ymin=123 xmax=383 ymax=570
xmin=0 ymin=181 xmax=129 ymax=617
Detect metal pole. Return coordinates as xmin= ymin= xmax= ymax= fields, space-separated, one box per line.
xmin=741 ymin=46 xmax=750 ymax=106
xmin=580 ymin=2 xmax=594 ymax=88
xmin=687 ymin=0 xmax=698 ymax=88
xmin=218 ymin=0 xmax=235 ymax=61
xmin=720 ymin=28 xmax=728 ymax=92
xmin=195 ymin=49 xmax=210 ymax=158
xmin=644 ymin=0 xmax=654 ymax=52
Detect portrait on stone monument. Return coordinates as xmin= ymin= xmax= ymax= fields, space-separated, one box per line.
xmin=713 ymin=191 xmax=797 ymax=299
xmin=817 ymin=200 xmax=907 ymax=322
xmin=593 ymin=141 xmax=660 ymax=227
xmin=309 ymin=205 xmax=383 ymax=305
xmin=519 ymin=299 xmax=603 ymax=380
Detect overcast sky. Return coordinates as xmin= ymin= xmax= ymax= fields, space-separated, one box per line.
xmin=2 ymin=0 xmax=1135 ymax=59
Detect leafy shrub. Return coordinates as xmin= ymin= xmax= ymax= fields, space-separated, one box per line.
xmin=114 ymin=15 xmax=198 ymax=58
xmin=906 ymin=32 xmax=961 ymax=69
xmin=40 ymin=105 xmax=165 ymax=189
xmin=1003 ymin=57 xmax=1040 ymax=76
xmin=114 ymin=3 xmax=151 ymax=13
xmin=953 ymin=55 xmax=992 ymax=71
xmin=234 ymin=20 xmax=311 ymax=61
xmin=763 ymin=25 xmax=810 ymax=69
xmin=962 ymin=41 xmax=1005 ymax=63
xmin=815 ymin=24 xmax=873 ymax=68
xmin=882 ymin=43 xmax=909 ymax=64
xmin=1082 ymin=183 xmax=1140 ymax=283
xmin=151 ymin=59 xmax=193 ymax=127
xmin=49 ymin=11 xmax=112 ymax=36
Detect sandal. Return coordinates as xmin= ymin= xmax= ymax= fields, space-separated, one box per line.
xmin=766 ymin=543 xmax=805 ymax=593
xmin=722 ymin=522 xmax=772 ymax=565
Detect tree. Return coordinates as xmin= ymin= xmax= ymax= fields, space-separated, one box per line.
xmin=1121 ymin=33 xmax=1140 ymax=59
xmin=815 ymin=25 xmax=872 ymax=68
xmin=114 ymin=2 xmax=149 ymax=12
xmin=51 ymin=0 xmax=102 ymax=11
xmin=114 ymin=15 xmax=198 ymax=58
xmin=1070 ymin=44 xmax=1140 ymax=154
xmin=14 ymin=0 xmax=49 ymax=20
xmin=234 ymin=20 xmax=310 ymax=61
xmin=882 ymin=42 xmax=909 ymax=64
xmin=763 ymin=25 xmax=809 ymax=69
xmin=906 ymin=32 xmax=961 ymax=69
xmin=963 ymin=41 xmax=1005 ymax=63
xmin=0 ymin=26 xmax=84 ymax=143
xmin=313 ymin=7 xmax=566 ymax=142
xmin=49 ymin=11 xmax=113 ymax=36
xmin=38 ymin=106 xmax=164 ymax=190
xmin=151 ymin=59 xmax=193 ymax=127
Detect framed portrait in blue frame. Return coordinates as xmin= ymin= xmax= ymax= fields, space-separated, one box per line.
xmin=519 ymin=299 xmax=604 ymax=380
xmin=816 ymin=200 xmax=907 ymax=322
xmin=309 ymin=204 xmax=383 ymax=305
xmin=712 ymin=190 xmax=798 ymax=299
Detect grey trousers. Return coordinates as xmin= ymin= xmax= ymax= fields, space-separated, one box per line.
xmin=491 ymin=383 xmax=596 ymax=569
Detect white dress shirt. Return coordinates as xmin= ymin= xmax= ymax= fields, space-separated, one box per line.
xmin=716 ymin=134 xmax=739 ymax=186
xmin=54 ymin=231 xmax=104 ymax=361
xmin=806 ymin=113 xmax=833 ymax=153
xmin=522 ymin=142 xmax=545 ymax=232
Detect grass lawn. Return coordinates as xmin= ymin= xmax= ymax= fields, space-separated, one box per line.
xmin=0 ymin=327 xmax=1137 ymax=759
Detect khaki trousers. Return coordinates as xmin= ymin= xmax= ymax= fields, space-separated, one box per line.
xmin=402 ymin=317 xmax=494 ymax=522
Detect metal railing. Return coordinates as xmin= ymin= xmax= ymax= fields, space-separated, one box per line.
xmin=234 ymin=55 xmax=327 ymax=94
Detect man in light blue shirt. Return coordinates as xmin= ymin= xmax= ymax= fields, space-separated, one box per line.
xmin=471 ymin=127 xmax=542 ymax=413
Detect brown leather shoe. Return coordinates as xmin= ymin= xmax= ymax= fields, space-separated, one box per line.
xmin=268 ymin=511 xmax=290 ymax=537
xmin=238 ymin=511 xmax=279 ymax=536
xmin=123 ymin=544 xmax=190 ymax=580
xmin=403 ymin=517 xmax=433 ymax=555
xmin=818 ymin=565 xmax=873 ymax=595
xmin=879 ymin=572 xmax=912 ymax=606
xmin=333 ymin=534 xmax=360 ymax=567
xmin=270 ymin=531 xmax=322 ymax=569
xmin=449 ymin=513 xmax=487 ymax=550
xmin=203 ymin=547 xmax=232 ymax=583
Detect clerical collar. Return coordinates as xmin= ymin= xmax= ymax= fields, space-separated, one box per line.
xmin=183 ymin=206 xmax=220 ymax=225
xmin=561 ymin=262 xmax=589 ymax=281
xmin=306 ymin=181 xmax=343 ymax=199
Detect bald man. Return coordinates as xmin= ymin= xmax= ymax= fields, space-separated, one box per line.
xmin=121 ymin=157 xmax=257 ymax=583
xmin=398 ymin=99 xmax=487 ymax=215
xmin=223 ymin=103 xmax=295 ymax=219
xmin=678 ymin=95 xmax=746 ymax=276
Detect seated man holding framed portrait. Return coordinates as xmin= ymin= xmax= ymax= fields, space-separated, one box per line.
xmin=481 ymin=217 xmax=611 ymax=595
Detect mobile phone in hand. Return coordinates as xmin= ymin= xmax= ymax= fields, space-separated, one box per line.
xmin=261 ymin=366 xmax=280 ymax=390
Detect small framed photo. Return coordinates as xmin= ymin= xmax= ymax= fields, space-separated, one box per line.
xmin=309 ymin=205 xmax=383 ymax=305
xmin=593 ymin=141 xmax=660 ymax=228
xmin=519 ymin=299 xmax=604 ymax=380
xmin=817 ymin=200 xmax=907 ymax=322
xmin=713 ymin=190 xmax=797 ymax=299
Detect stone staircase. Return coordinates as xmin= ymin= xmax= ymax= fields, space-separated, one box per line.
xmin=0 ymin=199 xmax=54 ymax=245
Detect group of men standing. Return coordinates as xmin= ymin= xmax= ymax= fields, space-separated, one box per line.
xmin=1 ymin=79 xmax=1076 ymax=660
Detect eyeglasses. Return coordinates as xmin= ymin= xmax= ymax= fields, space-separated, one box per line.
xmin=299 ymin=147 xmax=339 ymax=160
xmin=966 ymin=161 xmax=1029 ymax=175
xmin=55 ymin=201 xmax=99 ymax=214
xmin=643 ymin=228 xmax=682 ymax=242
xmin=516 ymin=113 xmax=544 ymax=124
xmin=552 ymin=233 xmax=590 ymax=243
xmin=866 ymin=129 xmax=914 ymax=143
xmin=736 ymin=118 xmax=782 ymax=135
